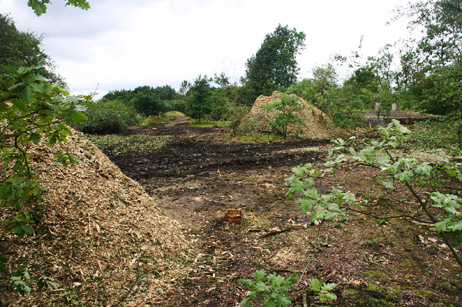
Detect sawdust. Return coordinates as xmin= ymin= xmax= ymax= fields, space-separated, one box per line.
xmin=1 ymin=128 xmax=189 ymax=306
xmin=241 ymin=91 xmax=335 ymax=139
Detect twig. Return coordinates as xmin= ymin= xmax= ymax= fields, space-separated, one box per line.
xmin=261 ymin=224 xmax=307 ymax=238
xmin=342 ymin=206 xmax=432 ymax=225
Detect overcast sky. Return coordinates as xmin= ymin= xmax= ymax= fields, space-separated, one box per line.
xmin=0 ymin=0 xmax=413 ymax=97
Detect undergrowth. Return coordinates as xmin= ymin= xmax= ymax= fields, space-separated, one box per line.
xmin=87 ymin=134 xmax=172 ymax=155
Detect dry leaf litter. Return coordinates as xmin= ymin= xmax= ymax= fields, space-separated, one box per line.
xmin=241 ymin=91 xmax=335 ymax=139
xmin=1 ymin=128 xmax=189 ymax=306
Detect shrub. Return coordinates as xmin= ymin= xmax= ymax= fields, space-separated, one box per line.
xmin=239 ymin=270 xmax=296 ymax=307
xmin=264 ymin=94 xmax=305 ymax=139
xmin=404 ymin=112 xmax=462 ymax=155
xmin=78 ymin=100 xmax=140 ymax=134
xmin=286 ymin=120 xmax=462 ymax=267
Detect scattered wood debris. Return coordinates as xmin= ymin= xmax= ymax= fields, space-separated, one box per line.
xmin=1 ymin=128 xmax=190 ymax=306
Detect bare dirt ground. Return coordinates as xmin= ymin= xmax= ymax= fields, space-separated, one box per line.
xmin=103 ymin=120 xmax=461 ymax=306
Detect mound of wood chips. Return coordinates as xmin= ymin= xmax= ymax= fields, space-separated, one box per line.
xmin=241 ymin=91 xmax=335 ymax=139
xmin=1 ymin=128 xmax=189 ymax=306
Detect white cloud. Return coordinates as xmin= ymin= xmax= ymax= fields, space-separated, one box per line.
xmin=0 ymin=0 xmax=414 ymax=97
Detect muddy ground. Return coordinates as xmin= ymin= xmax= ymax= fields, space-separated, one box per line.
xmin=103 ymin=121 xmax=461 ymax=306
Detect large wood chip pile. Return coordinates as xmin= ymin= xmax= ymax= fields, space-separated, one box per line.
xmin=1 ymin=129 xmax=189 ymax=306
xmin=241 ymin=91 xmax=335 ymax=139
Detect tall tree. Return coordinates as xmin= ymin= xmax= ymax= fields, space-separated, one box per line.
xmin=0 ymin=14 xmax=61 ymax=83
xmin=244 ymin=24 xmax=306 ymax=97
xmin=399 ymin=0 xmax=462 ymax=114
xmin=187 ymin=75 xmax=212 ymax=121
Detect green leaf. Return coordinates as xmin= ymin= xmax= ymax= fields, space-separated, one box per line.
xmin=66 ymin=0 xmax=91 ymax=10
xmin=321 ymin=282 xmax=337 ymax=291
xmin=358 ymin=146 xmax=376 ymax=163
xmin=238 ymin=279 xmax=254 ymax=288
xmin=27 ymin=0 xmax=50 ymax=16
xmin=395 ymin=170 xmax=413 ymax=183
xmin=303 ymin=187 xmax=319 ymax=199
xmin=310 ymin=278 xmax=321 ymax=292
xmin=342 ymin=192 xmax=357 ymax=204
xmin=254 ymin=270 xmax=267 ymax=282
xmin=297 ymin=199 xmax=313 ymax=213
xmin=382 ymin=180 xmax=395 ymax=189
xmin=255 ymin=281 xmax=270 ymax=292
xmin=320 ymin=292 xmax=337 ymax=302
xmin=23 ymin=225 xmax=34 ymax=235
xmin=292 ymin=165 xmax=307 ymax=178
xmin=30 ymin=132 xmax=42 ymax=145
xmin=415 ymin=163 xmax=433 ymax=176
xmin=240 ymin=297 xmax=251 ymax=307
xmin=276 ymin=295 xmax=292 ymax=307
xmin=448 ymin=221 xmax=462 ymax=232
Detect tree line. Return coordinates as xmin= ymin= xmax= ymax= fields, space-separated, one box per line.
xmin=1 ymin=0 xmax=461 ymax=134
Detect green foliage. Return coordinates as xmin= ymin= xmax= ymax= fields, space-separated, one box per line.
xmin=0 ymin=14 xmax=61 ymax=84
xmin=403 ymin=112 xmax=462 ymax=155
xmin=245 ymin=24 xmax=306 ymax=97
xmin=87 ymin=134 xmax=171 ymax=155
xmin=7 ymin=263 xmax=58 ymax=296
xmin=1 ymin=66 xmax=87 ymax=283
xmin=78 ymin=100 xmax=140 ymax=134
xmin=264 ymin=94 xmax=305 ymax=139
xmin=288 ymin=64 xmax=367 ymax=128
xmin=287 ymin=120 xmax=462 ymax=267
xmin=396 ymin=0 xmax=462 ymax=115
xmin=102 ymin=85 xmax=180 ymax=116
xmin=410 ymin=64 xmax=462 ymax=115
xmin=27 ymin=0 xmax=90 ymax=16
xmin=309 ymin=278 xmax=338 ymax=303
xmin=187 ymin=75 xmax=212 ymax=122
xmin=10 ymin=264 xmax=32 ymax=295
xmin=37 ymin=275 xmax=58 ymax=291
xmin=239 ymin=270 xmax=297 ymax=307
xmin=286 ymin=162 xmax=349 ymax=223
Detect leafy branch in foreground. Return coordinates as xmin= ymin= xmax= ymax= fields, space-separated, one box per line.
xmin=27 ymin=0 xmax=90 ymax=16
xmin=286 ymin=120 xmax=462 ymax=267
xmin=1 ymin=66 xmax=89 ymax=282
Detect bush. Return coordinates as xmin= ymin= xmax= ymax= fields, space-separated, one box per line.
xmin=78 ymin=100 xmax=140 ymax=134
xmin=164 ymin=99 xmax=187 ymax=113
xmin=264 ymin=94 xmax=304 ymax=138
xmin=404 ymin=112 xmax=462 ymax=156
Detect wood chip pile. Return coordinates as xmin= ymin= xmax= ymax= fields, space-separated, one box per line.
xmin=241 ymin=91 xmax=335 ymax=139
xmin=1 ymin=129 xmax=189 ymax=306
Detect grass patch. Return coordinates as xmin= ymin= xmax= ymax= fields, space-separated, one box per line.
xmin=231 ymin=133 xmax=288 ymax=143
xmin=140 ymin=116 xmax=164 ymax=126
xmin=190 ymin=120 xmax=232 ymax=127
xmin=87 ymin=134 xmax=172 ymax=155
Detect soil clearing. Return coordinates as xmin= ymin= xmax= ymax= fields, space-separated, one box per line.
xmin=103 ymin=120 xmax=461 ymax=306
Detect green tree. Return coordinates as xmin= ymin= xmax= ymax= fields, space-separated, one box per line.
xmin=0 ymin=14 xmax=61 ymax=83
xmin=27 ymin=0 xmax=90 ymax=16
xmin=131 ymin=86 xmax=165 ymax=116
xmin=398 ymin=0 xmax=462 ymax=114
xmin=187 ymin=75 xmax=212 ymax=121
xmin=244 ymin=24 xmax=306 ymax=97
